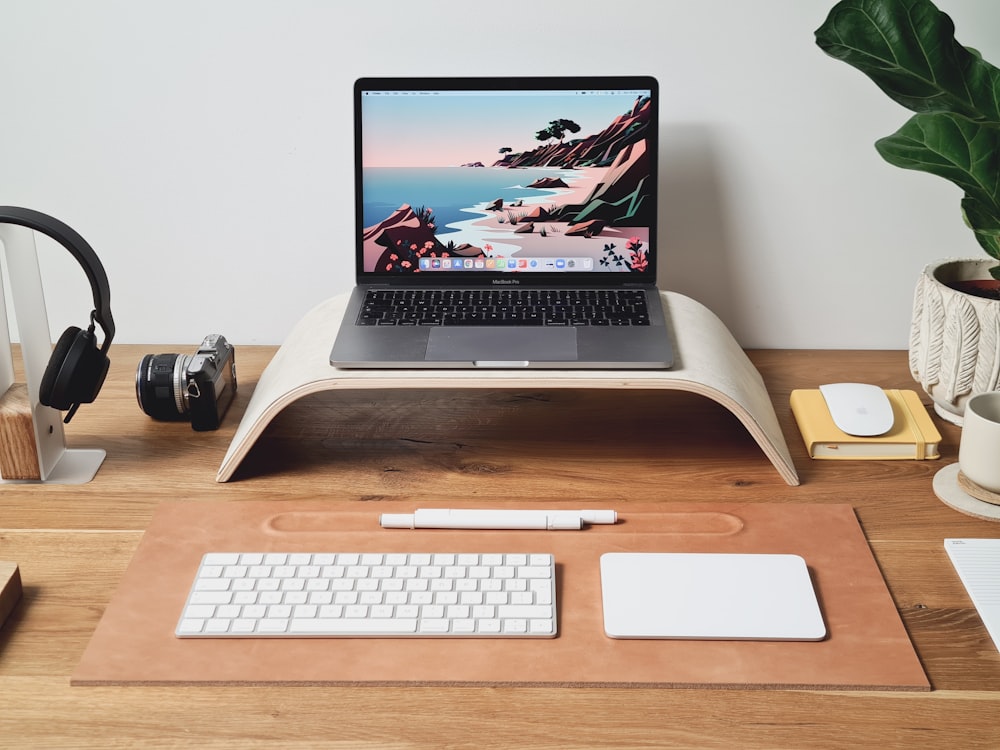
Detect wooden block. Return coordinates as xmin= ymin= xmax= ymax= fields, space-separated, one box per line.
xmin=0 ymin=383 xmax=41 ymax=480
xmin=0 ymin=561 xmax=23 ymax=628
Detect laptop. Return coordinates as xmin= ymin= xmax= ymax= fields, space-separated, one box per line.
xmin=330 ymin=75 xmax=674 ymax=369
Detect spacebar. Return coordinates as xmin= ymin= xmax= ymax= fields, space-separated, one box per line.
xmin=290 ymin=618 xmax=418 ymax=635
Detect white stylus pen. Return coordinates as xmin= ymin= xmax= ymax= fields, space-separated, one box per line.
xmin=379 ymin=508 xmax=617 ymax=530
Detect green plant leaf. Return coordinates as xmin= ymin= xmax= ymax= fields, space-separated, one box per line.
xmin=875 ymin=112 xmax=1000 ymax=261
xmin=817 ymin=0 xmax=1000 ymax=270
xmin=875 ymin=113 xmax=1000 ymax=205
xmin=815 ymin=0 xmax=1000 ymax=122
xmin=962 ymin=197 xmax=1000 ymax=265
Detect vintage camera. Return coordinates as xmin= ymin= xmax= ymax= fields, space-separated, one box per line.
xmin=136 ymin=334 xmax=237 ymax=431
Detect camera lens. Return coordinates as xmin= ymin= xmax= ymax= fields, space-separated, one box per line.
xmin=135 ymin=353 xmax=192 ymax=420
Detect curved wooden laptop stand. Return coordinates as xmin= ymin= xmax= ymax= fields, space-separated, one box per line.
xmin=217 ymin=292 xmax=799 ymax=485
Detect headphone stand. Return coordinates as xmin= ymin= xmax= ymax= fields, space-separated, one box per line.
xmin=0 ymin=223 xmax=105 ymax=483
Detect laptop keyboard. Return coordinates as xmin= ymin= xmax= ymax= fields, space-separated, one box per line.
xmin=358 ymin=289 xmax=651 ymax=327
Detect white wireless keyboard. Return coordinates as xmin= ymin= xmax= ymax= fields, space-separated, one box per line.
xmin=176 ymin=552 xmax=556 ymax=638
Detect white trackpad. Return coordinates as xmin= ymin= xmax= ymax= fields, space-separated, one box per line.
xmin=599 ymin=553 xmax=826 ymax=640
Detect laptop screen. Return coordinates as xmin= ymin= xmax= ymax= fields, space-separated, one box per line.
xmin=355 ymin=76 xmax=658 ymax=284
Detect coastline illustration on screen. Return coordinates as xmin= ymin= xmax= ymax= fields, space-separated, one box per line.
xmin=361 ymin=89 xmax=653 ymax=274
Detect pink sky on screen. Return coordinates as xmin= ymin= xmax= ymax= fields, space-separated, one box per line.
xmin=361 ymin=89 xmax=648 ymax=168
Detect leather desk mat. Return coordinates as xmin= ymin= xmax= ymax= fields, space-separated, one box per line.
xmin=71 ymin=501 xmax=929 ymax=690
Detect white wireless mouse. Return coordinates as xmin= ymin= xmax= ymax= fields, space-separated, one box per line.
xmin=818 ymin=383 xmax=895 ymax=437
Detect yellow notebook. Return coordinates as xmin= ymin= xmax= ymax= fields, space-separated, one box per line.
xmin=790 ymin=388 xmax=942 ymax=460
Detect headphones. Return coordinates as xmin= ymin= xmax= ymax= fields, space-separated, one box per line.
xmin=0 ymin=206 xmax=115 ymax=423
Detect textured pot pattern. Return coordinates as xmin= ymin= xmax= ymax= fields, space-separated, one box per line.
xmin=909 ymin=259 xmax=1000 ymax=424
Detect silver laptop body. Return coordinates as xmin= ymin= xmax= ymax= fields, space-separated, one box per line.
xmin=331 ymin=75 xmax=673 ymax=370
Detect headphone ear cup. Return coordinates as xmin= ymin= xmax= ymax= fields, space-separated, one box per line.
xmin=39 ymin=326 xmax=110 ymax=411
xmin=39 ymin=327 xmax=81 ymax=409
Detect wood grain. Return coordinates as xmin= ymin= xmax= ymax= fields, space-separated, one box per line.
xmin=1 ymin=345 xmax=999 ymax=748
xmin=0 ymin=383 xmax=41 ymax=480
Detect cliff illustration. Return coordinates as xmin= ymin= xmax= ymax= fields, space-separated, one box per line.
xmin=494 ymin=94 xmax=653 ymax=228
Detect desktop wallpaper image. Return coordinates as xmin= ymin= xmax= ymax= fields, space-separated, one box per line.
xmin=360 ymin=89 xmax=654 ymax=275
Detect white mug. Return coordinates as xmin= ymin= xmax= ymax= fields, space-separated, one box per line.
xmin=959 ymin=392 xmax=1000 ymax=494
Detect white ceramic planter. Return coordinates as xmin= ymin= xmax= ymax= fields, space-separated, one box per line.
xmin=909 ymin=258 xmax=1000 ymax=425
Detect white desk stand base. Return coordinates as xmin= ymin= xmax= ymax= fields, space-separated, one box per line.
xmin=0 ymin=224 xmax=104 ymax=484
xmin=217 ymin=292 xmax=798 ymax=485
xmin=0 ymin=449 xmax=105 ymax=486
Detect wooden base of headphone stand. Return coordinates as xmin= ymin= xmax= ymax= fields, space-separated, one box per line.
xmin=0 ymin=383 xmax=42 ymax=480
xmin=0 ymin=382 xmax=104 ymax=484
xmin=0 ymin=383 xmax=105 ymax=485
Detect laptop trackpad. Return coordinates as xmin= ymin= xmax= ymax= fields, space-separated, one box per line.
xmin=425 ymin=327 xmax=577 ymax=365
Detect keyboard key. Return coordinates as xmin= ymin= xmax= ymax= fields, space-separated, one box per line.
xmin=291 ymin=618 xmax=419 ymax=635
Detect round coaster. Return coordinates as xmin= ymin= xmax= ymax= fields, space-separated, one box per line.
xmin=956 ymin=471 xmax=1000 ymax=506
xmin=933 ymin=463 xmax=1000 ymax=522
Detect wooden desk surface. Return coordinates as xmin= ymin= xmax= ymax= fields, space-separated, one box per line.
xmin=1 ymin=345 xmax=998 ymax=748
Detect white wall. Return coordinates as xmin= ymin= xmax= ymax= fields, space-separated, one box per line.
xmin=2 ymin=0 xmax=997 ymax=349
